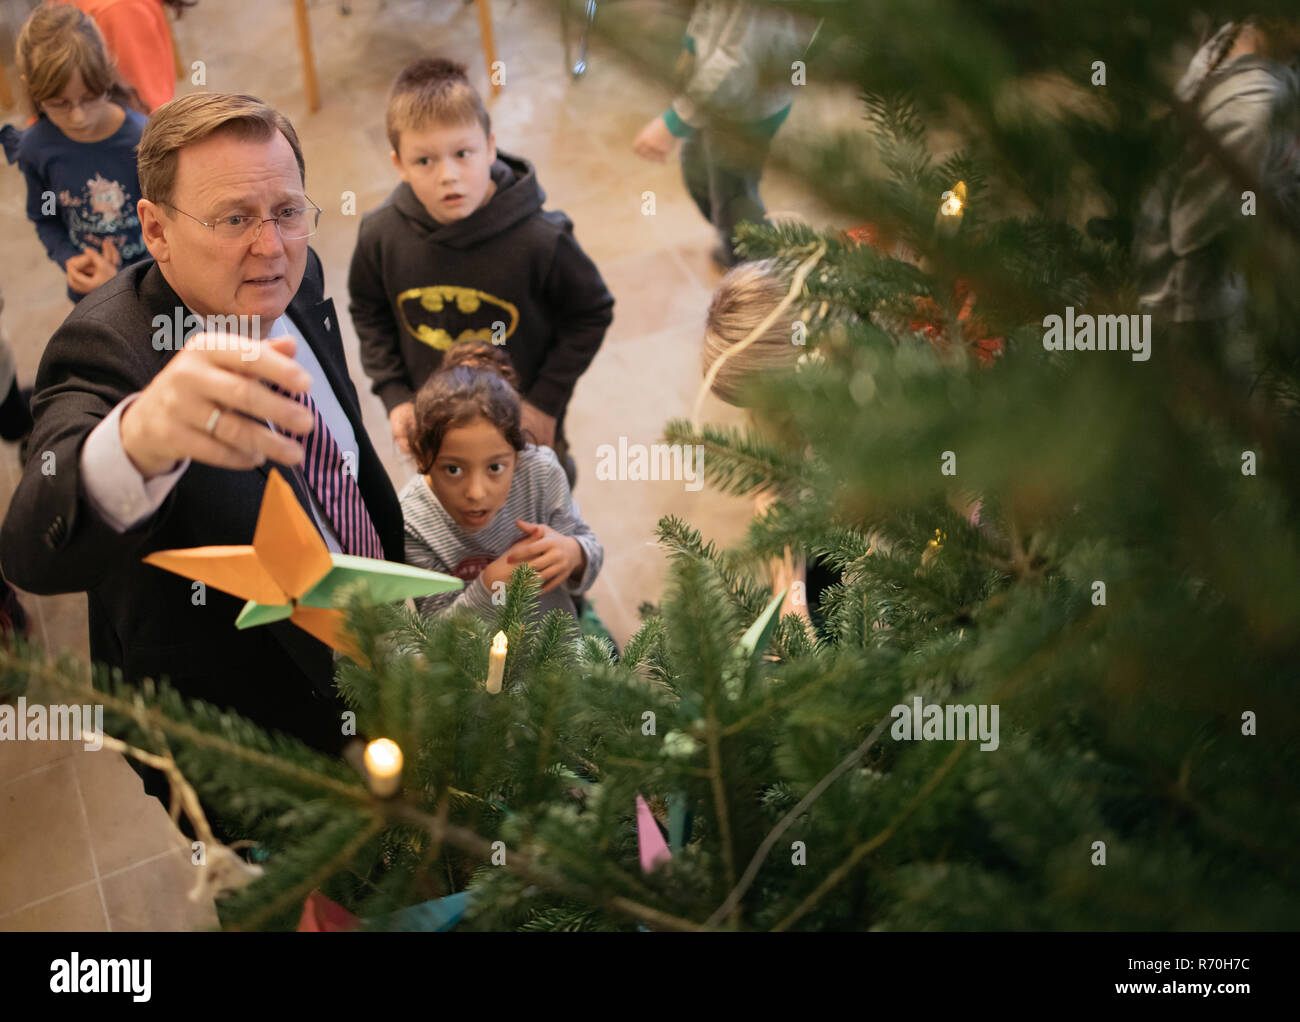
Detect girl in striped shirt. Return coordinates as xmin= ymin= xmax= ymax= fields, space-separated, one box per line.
xmin=400 ymin=341 xmax=603 ymax=619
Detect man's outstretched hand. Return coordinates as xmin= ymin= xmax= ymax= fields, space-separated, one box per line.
xmin=119 ymin=333 xmax=315 ymax=479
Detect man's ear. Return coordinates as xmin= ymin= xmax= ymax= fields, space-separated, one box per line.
xmin=137 ymin=199 xmax=171 ymax=263
xmin=487 ymin=133 xmax=497 ymax=164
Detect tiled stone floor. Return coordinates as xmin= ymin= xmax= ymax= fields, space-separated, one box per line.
xmin=0 ymin=0 xmax=851 ymax=929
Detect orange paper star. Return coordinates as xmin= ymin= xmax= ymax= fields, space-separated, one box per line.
xmin=144 ymin=471 xmax=462 ymax=663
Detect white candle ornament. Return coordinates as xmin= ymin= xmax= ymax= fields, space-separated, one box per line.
xmin=486 ymin=630 xmax=507 ymax=694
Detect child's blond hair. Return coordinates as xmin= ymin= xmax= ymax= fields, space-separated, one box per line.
xmin=386 ymin=57 xmax=491 ymax=155
xmin=702 ymin=259 xmax=806 ymax=407
xmin=15 ymin=5 xmax=135 ymax=117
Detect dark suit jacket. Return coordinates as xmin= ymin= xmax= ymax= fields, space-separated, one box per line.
xmin=0 ymin=251 xmax=403 ymax=753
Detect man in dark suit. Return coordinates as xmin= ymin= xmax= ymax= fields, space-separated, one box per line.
xmin=0 ymin=93 xmax=401 ymax=761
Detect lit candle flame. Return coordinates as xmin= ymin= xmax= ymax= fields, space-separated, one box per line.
xmin=492 ymin=631 xmax=508 ymax=655
xmin=939 ymin=181 xmax=967 ymax=218
xmin=366 ymin=738 xmax=401 ymax=770
xmin=364 ymin=738 xmax=403 ymax=796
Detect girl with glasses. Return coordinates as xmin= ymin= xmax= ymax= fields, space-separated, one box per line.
xmin=1 ymin=6 xmax=148 ymax=302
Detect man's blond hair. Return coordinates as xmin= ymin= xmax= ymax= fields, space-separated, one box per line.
xmin=137 ymin=93 xmax=305 ymax=207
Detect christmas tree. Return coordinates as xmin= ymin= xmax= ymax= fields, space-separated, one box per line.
xmin=4 ymin=0 xmax=1299 ymax=931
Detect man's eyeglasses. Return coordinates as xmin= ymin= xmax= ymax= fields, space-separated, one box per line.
xmin=162 ymin=200 xmax=323 ymax=245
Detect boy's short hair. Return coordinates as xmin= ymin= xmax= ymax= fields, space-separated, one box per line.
xmin=387 ymin=57 xmax=491 ymax=154
xmin=137 ymin=93 xmax=306 ymax=208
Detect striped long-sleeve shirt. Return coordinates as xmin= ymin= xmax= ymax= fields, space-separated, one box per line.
xmin=400 ymin=444 xmax=603 ymax=620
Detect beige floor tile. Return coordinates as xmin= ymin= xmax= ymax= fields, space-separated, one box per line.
xmin=28 ymin=592 xmax=90 ymax=667
xmin=668 ymin=239 xmax=731 ymax=293
xmin=577 ymin=192 xmax=720 ymax=266
xmin=0 ymin=881 xmax=107 ymax=932
xmin=0 ymin=758 xmax=97 ymax=915
xmin=0 ymin=731 xmax=79 ymax=781
xmin=73 ymin=748 xmax=191 ymax=877
xmin=599 ymin=247 xmax=711 ymax=345
xmin=100 ymin=848 xmax=220 ymax=932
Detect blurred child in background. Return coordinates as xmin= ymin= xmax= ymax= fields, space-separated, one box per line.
xmin=633 ymin=0 xmax=812 ymax=268
xmin=2 ymin=5 xmax=148 ymax=302
xmin=1137 ymin=17 xmax=1300 ymax=357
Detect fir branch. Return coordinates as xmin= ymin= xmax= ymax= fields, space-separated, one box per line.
xmin=495 ymin=563 xmax=544 ymax=637
xmin=662 ymin=419 xmax=807 ymax=499
xmin=655 ymin=515 xmax=802 ymax=662
xmin=518 ymin=906 xmax=607 ymax=932
xmin=772 ymin=743 xmax=966 ymax=932
xmin=705 ymin=703 xmax=740 ymax=929
xmin=618 ymin=616 xmax=666 ymax=677
xmin=387 ymin=802 xmax=706 ymax=932
xmin=707 ymin=711 xmax=894 ymax=928
xmin=772 ymin=584 xmax=1114 ymax=929
xmin=527 ymin=609 xmax=579 ymax=671
xmin=5 ymin=651 xmax=369 ymax=802
xmin=719 ymin=649 xmax=863 ymax=740
xmin=229 ymin=816 xmax=386 ymax=932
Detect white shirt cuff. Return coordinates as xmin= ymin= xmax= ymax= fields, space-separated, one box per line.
xmin=81 ymin=394 xmax=190 ymax=532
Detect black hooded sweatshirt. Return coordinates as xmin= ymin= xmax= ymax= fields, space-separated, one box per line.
xmin=347 ymin=152 xmax=614 ymax=429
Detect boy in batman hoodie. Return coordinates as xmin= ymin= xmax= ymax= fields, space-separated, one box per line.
xmin=349 ymin=58 xmax=614 ymax=481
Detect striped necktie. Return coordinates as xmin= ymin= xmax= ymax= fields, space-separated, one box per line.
xmin=276 ymin=387 xmax=385 ymax=560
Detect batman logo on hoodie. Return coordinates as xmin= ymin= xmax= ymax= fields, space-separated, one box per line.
xmin=396 ymin=285 xmax=521 ymax=351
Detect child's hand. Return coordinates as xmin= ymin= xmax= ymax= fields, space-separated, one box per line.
xmin=479 ymin=549 xmax=519 ymax=594
xmin=65 ymin=252 xmax=98 ymax=294
xmin=771 ymin=546 xmax=811 ymax=622
xmin=506 ymin=519 xmax=585 ymax=594
xmin=520 ymin=401 xmax=556 ymax=448
xmin=68 ymin=242 xmax=120 ymax=293
xmin=389 ymin=401 xmax=415 ymax=454
xmin=673 ymin=50 xmax=695 ymax=83
xmin=633 ymin=115 xmax=677 ymax=162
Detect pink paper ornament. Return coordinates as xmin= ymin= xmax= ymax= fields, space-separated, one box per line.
xmin=636 ymin=794 xmax=672 ymax=874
